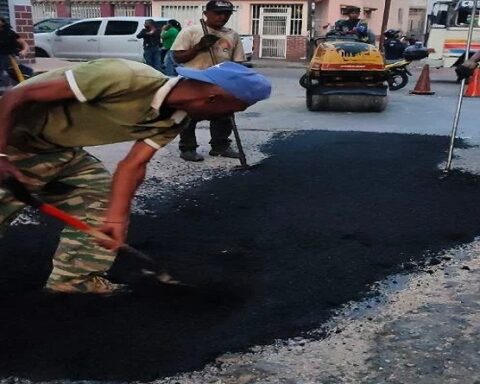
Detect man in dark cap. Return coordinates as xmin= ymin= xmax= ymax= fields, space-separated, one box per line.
xmin=171 ymin=0 xmax=246 ymax=162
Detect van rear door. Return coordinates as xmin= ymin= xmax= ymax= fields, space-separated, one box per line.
xmin=99 ymin=20 xmax=143 ymax=61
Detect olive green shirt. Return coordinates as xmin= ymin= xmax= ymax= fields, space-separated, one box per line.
xmin=10 ymin=58 xmax=186 ymax=152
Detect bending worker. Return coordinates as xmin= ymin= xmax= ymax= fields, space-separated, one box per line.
xmin=0 ymin=59 xmax=271 ymax=294
xmin=171 ymin=0 xmax=246 ymax=162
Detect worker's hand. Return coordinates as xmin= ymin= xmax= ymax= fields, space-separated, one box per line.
xmin=97 ymin=220 xmax=129 ymax=251
xmin=194 ymin=34 xmax=220 ymax=51
xmin=18 ymin=49 xmax=28 ymax=58
xmin=456 ymin=60 xmax=478 ymax=80
xmin=0 ymin=157 xmax=30 ymax=185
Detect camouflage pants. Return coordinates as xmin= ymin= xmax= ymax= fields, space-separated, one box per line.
xmin=0 ymin=146 xmax=117 ymax=293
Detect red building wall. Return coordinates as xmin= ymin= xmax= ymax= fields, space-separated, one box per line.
xmin=14 ymin=4 xmax=35 ymax=63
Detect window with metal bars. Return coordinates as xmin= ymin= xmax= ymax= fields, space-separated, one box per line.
xmin=145 ymin=4 xmax=152 ymax=17
xmin=70 ymin=3 xmax=101 ymax=19
xmin=251 ymin=4 xmax=303 ymax=36
xmin=32 ymin=2 xmax=57 ymax=23
xmin=113 ymin=5 xmax=136 ymax=17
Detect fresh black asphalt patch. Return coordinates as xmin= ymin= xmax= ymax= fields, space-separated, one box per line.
xmin=1 ymin=130 xmax=479 ymax=381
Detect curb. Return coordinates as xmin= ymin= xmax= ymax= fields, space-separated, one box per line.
xmin=250 ymin=62 xmax=306 ymax=70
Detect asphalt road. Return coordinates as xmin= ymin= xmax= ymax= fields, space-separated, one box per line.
xmin=0 ymin=67 xmax=479 ymax=382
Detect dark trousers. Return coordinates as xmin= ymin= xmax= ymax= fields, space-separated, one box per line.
xmin=179 ymin=115 xmax=234 ymax=152
xmin=0 ymin=54 xmax=12 ymax=87
xmin=143 ymin=47 xmax=162 ymax=71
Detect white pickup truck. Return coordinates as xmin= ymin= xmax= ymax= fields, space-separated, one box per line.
xmin=35 ymin=17 xmax=254 ymax=63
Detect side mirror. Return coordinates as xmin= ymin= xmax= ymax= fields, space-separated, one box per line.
xmin=55 ymin=29 xmax=61 ymax=36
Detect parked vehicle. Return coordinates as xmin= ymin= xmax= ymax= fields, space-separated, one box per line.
xmin=385 ymin=44 xmax=430 ymax=91
xmin=240 ymin=34 xmax=254 ymax=61
xmin=426 ymin=0 xmax=480 ymax=68
xmin=385 ymin=60 xmax=412 ymax=91
xmin=33 ymin=18 xmax=80 ymax=34
xmin=300 ymin=34 xmax=388 ymax=112
xmin=34 ymin=17 xmax=169 ymax=61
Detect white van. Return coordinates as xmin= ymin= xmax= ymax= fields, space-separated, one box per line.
xmin=34 ymin=17 xmax=169 ymax=61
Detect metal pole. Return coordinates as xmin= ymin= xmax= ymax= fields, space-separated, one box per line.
xmin=307 ymin=0 xmax=314 ymax=60
xmin=444 ymin=0 xmax=478 ymax=173
xmin=379 ymin=0 xmax=393 ymax=50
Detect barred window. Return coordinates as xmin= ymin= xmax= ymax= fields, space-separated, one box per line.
xmin=161 ymin=5 xmax=200 ymax=28
xmin=113 ymin=5 xmax=136 ymax=17
xmin=145 ymin=4 xmax=152 ymax=17
xmin=251 ymin=4 xmax=303 ymax=36
xmin=32 ymin=2 xmax=57 ymax=23
xmin=70 ymin=3 xmax=101 ymax=19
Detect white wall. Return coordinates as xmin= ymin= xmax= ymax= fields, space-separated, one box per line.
xmin=410 ymin=0 xmax=428 ymax=7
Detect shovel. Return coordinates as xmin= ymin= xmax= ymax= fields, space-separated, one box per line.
xmin=1 ymin=177 xmax=183 ymax=286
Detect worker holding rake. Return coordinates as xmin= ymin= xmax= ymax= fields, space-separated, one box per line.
xmin=0 ymin=58 xmax=271 ymax=294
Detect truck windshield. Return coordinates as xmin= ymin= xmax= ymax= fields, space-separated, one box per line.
xmin=454 ymin=4 xmax=480 ymax=26
xmin=429 ymin=0 xmax=480 ymax=27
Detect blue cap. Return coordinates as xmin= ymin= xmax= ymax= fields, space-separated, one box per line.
xmin=176 ymin=61 xmax=272 ymax=105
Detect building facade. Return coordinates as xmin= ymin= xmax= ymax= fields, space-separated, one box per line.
xmin=408 ymin=0 xmax=427 ymax=38
xmin=2 ymin=0 xmax=35 ymax=63
xmin=31 ymin=0 xmax=152 ymax=23
xmin=28 ymin=0 xmax=429 ymax=62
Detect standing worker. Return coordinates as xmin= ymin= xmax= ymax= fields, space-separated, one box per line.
xmin=0 ymin=17 xmax=29 ymax=88
xmin=137 ymin=19 xmax=162 ymax=71
xmin=171 ymin=0 xmax=246 ymax=162
xmin=161 ymin=19 xmax=181 ymax=75
xmin=0 ymin=58 xmax=271 ymax=294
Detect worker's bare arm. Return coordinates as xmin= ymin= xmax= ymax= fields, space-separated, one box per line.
xmin=98 ymin=141 xmax=157 ymax=249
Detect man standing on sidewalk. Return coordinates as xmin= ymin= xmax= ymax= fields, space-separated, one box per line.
xmin=171 ymin=0 xmax=245 ymax=162
xmin=137 ymin=19 xmax=162 ymax=71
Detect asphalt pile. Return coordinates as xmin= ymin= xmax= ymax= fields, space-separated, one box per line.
xmin=1 ymin=130 xmax=479 ymax=381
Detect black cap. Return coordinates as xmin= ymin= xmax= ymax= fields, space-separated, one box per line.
xmin=205 ymin=0 xmax=235 ymax=12
xmin=345 ymin=6 xmax=361 ymax=14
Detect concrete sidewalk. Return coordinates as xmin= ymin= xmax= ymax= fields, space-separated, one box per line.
xmin=30 ymin=57 xmax=75 ymax=74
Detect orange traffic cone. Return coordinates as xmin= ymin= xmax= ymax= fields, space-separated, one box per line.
xmin=465 ymin=68 xmax=480 ymax=97
xmin=410 ymin=64 xmax=435 ymax=95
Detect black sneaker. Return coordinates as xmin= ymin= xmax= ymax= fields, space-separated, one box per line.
xmin=180 ymin=150 xmax=204 ymax=162
xmin=209 ymin=147 xmax=240 ymax=159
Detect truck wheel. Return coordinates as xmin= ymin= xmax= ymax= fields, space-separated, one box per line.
xmin=35 ymin=48 xmax=49 ymax=58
